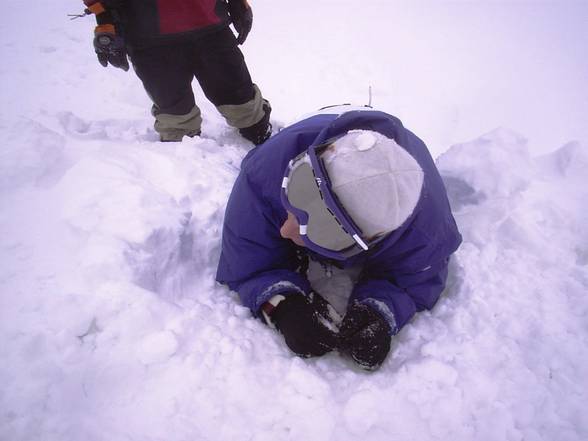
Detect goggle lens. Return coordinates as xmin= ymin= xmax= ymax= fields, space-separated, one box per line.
xmin=286 ymin=157 xmax=358 ymax=252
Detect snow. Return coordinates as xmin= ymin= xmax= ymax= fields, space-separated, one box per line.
xmin=1 ymin=1 xmax=588 ymax=440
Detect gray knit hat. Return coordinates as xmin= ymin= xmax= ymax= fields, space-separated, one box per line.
xmin=322 ymin=130 xmax=424 ymax=238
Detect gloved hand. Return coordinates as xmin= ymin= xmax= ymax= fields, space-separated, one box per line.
xmin=228 ymin=0 xmax=253 ymax=45
xmin=269 ymin=293 xmax=338 ymax=357
xmin=339 ymin=303 xmax=391 ymax=370
xmin=93 ymin=30 xmax=129 ymax=71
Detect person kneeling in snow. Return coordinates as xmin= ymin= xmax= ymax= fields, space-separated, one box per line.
xmin=216 ymin=108 xmax=462 ymax=370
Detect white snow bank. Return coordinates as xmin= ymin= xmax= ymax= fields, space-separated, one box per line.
xmin=1 ymin=0 xmax=588 ymax=440
xmin=1 ymin=116 xmax=587 ymax=441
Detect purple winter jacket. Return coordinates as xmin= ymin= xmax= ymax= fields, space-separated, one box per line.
xmin=215 ymin=110 xmax=462 ymax=334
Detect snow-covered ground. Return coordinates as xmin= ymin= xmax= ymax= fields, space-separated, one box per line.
xmin=1 ymin=1 xmax=587 ymax=440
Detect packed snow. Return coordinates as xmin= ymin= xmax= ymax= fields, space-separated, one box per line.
xmin=1 ymin=1 xmax=587 ymax=440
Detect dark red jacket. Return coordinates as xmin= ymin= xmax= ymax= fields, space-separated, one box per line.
xmin=87 ymin=0 xmax=233 ymax=48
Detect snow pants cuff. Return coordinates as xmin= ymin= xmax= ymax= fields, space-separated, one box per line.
xmin=153 ymin=105 xmax=202 ymax=141
xmin=217 ymin=84 xmax=267 ymax=129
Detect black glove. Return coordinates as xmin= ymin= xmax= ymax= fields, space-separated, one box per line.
xmin=339 ymin=303 xmax=391 ymax=370
xmin=228 ymin=0 xmax=253 ymax=45
xmin=270 ymin=294 xmax=338 ymax=357
xmin=93 ymin=31 xmax=129 ymax=71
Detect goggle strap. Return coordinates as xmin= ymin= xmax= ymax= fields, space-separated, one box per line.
xmin=353 ymin=234 xmax=369 ymax=250
xmin=299 ymin=225 xmax=308 ymax=235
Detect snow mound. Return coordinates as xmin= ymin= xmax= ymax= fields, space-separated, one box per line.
xmin=1 ymin=0 xmax=587 ymax=437
xmin=1 ymin=116 xmax=587 ymax=440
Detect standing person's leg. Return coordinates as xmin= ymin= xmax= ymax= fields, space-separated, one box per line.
xmin=192 ymin=27 xmax=272 ymax=145
xmin=130 ymin=44 xmax=202 ymax=142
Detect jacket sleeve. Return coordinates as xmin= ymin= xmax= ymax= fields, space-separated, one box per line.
xmin=350 ymin=255 xmax=450 ymax=335
xmin=348 ymin=212 xmax=460 ymax=335
xmin=216 ymin=168 xmax=311 ymax=316
xmin=82 ymin=0 xmax=125 ymax=29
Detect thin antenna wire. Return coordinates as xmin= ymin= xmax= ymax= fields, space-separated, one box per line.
xmin=68 ymin=12 xmax=88 ymax=20
xmin=68 ymin=9 xmax=91 ymax=20
xmin=368 ymin=85 xmax=373 ymax=107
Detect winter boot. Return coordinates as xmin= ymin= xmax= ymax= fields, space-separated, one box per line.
xmin=239 ymin=100 xmax=272 ymax=145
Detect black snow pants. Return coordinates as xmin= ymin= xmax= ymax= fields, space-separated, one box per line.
xmin=129 ymin=27 xmax=267 ymax=141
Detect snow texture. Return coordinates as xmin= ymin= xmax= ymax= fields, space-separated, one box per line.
xmin=1 ymin=1 xmax=587 ymax=440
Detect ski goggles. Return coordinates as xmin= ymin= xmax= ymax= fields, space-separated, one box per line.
xmin=280 ymin=139 xmax=383 ymax=260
